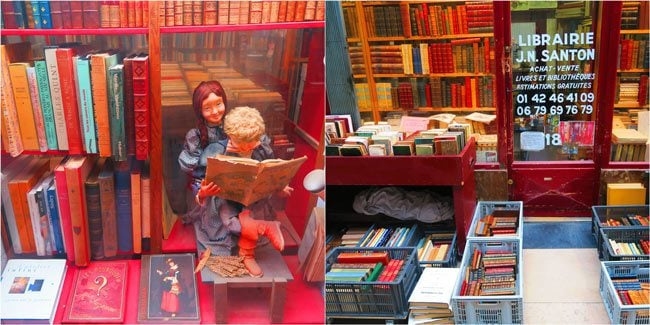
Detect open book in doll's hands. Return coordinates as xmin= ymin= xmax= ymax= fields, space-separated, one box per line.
xmin=205 ymin=155 xmax=307 ymax=206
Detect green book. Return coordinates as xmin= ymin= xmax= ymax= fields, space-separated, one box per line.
xmin=108 ymin=64 xmax=126 ymax=161
xmin=365 ymin=263 xmax=384 ymax=282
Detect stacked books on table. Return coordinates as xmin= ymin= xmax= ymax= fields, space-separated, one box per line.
xmin=407 ymin=267 xmax=459 ymax=325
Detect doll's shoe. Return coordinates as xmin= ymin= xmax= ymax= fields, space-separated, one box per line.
xmin=239 ymin=210 xmax=285 ymax=251
xmin=239 ymin=247 xmax=263 ymax=277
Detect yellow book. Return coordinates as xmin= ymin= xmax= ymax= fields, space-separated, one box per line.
xmin=434 ymin=244 xmax=449 ymax=261
xmin=607 ymin=183 xmax=647 ymax=205
xmin=8 ymin=63 xmax=39 ymax=151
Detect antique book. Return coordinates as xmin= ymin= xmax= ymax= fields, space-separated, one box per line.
xmin=0 ymin=259 xmax=67 ymax=323
xmin=66 ymin=155 xmax=98 ymax=266
xmin=138 ymin=254 xmax=200 ymax=322
xmin=62 ymin=261 xmax=128 ymax=323
xmin=205 ymin=155 xmax=307 ymax=206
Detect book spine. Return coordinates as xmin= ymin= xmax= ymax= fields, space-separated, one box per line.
xmin=30 ymin=1 xmax=41 ymax=29
xmin=109 ymin=65 xmax=127 ymax=161
xmin=9 ymin=178 xmax=36 ymax=253
xmin=54 ymin=164 xmax=74 ymax=262
xmin=27 ymin=189 xmax=46 ymax=256
xmin=99 ymin=166 xmax=118 ymax=257
xmin=46 ymin=184 xmax=65 ymax=254
xmin=131 ymin=162 xmax=142 ymax=254
xmin=34 ymin=61 xmax=57 ymax=150
xmin=44 ymin=48 xmax=69 ymax=150
xmin=26 ymin=67 xmax=48 ymax=152
xmin=85 ymin=180 xmax=104 ymax=260
xmin=76 ymin=57 xmax=98 ymax=154
xmin=1 ymin=173 xmax=22 ymax=254
xmin=9 ymin=63 xmax=40 ymax=151
xmin=142 ymin=0 xmax=149 ymax=27
xmin=37 ymin=187 xmax=57 ymax=255
xmin=132 ymin=56 xmax=150 ymax=160
xmin=141 ymin=164 xmax=151 ymax=238
xmin=82 ymin=1 xmax=101 ymax=28
xmin=69 ymin=1 xmax=83 ymax=28
xmin=13 ymin=1 xmax=27 ymax=28
xmin=56 ymin=48 xmax=84 ymax=154
xmin=0 ymin=46 xmax=24 ymax=156
xmin=203 ymin=0 xmax=217 ymax=25
xmin=123 ymin=57 xmax=136 ymax=157
xmin=115 ymin=161 xmax=132 ymax=252
xmin=66 ymin=158 xmax=93 ymax=267
xmin=90 ymin=54 xmax=111 ymax=157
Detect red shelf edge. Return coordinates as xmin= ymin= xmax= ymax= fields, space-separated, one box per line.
xmin=161 ymin=21 xmax=324 ymax=33
xmin=1 ymin=27 xmax=149 ymax=36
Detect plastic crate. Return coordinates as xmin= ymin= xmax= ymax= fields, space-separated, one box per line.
xmin=452 ymin=239 xmax=524 ymax=324
xmin=591 ymin=205 xmax=649 ymax=249
xmin=325 ymin=247 xmax=422 ymax=319
xmin=467 ymin=201 xmax=524 ymax=241
xmin=357 ymin=223 xmax=420 ymax=248
xmin=599 ymin=261 xmax=650 ymax=324
xmin=600 ymin=227 xmax=650 ymax=261
xmin=418 ymin=230 xmax=458 ymax=268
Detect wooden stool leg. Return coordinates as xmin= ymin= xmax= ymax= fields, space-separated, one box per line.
xmin=214 ymin=280 xmax=228 ymax=323
xmin=270 ymin=278 xmax=287 ymax=323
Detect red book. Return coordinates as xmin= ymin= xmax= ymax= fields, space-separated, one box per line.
xmin=61 ymin=1 xmax=72 ymax=28
xmin=386 ymin=259 xmax=404 ymax=282
xmin=83 ymin=1 xmax=101 ymax=28
xmin=638 ymin=75 xmax=648 ymax=106
xmin=337 ymin=252 xmax=390 ymax=265
xmin=56 ymin=48 xmax=84 ymax=155
xmin=70 ymin=1 xmax=84 ymax=28
xmin=54 ymin=158 xmax=74 ymax=263
xmin=278 ymin=1 xmax=287 ymax=22
xmin=1 ymin=2 xmax=18 ymax=29
xmin=123 ymin=55 xmax=136 ymax=157
xmin=132 ymin=55 xmax=150 ymax=160
xmin=63 ymin=261 xmax=128 ymax=323
xmin=399 ymin=4 xmax=411 ymax=37
xmin=465 ymin=77 xmax=472 ymax=107
xmin=65 ymin=156 xmax=97 ymax=267
xmin=422 ymin=4 xmax=430 ymax=36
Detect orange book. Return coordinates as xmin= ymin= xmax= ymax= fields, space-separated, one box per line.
xmin=135 ymin=0 xmax=143 ymax=27
xmin=142 ymin=0 xmax=149 ymax=26
xmin=56 ymin=48 xmax=84 ymax=155
xmin=8 ymin=157 xmax=50 ymax=253
xmin=9 ymin=63 xmax=39 ymax=151
xmin=217 ymin=0 xmax=229 ymax=25
xmin=249 ymin=0 xmax=262 ymax=23
xmin=65 ymin=156 xmax=98 ymax=266
xmin=270 ymin=1 xmax=280 ymax=23
xmin=294 ymin=1 xmax=306 ymax=22
xmin=119 ymin=0 xmax=128 ymax=27
xmin=182 ymin=0 xmax=192 ymax=26
xmin=90 ymin=53 xmax=112 ymax=157
xmin=261 ymin=1 xmax=271 ymax=23
xmin=239 ymin=0 xmax=249 ymax=24
xmin=278 ymin=1 xmax=287 ymax=22
xmin=130 ymin=162 xmax=142 ymax=254
xmin=304 ymin=0 xmax=316 ymax=21
xmin=127 ymin=0 xmax=136 ymax=27
xmin=203 ymin=0 xmax=217 ymax=25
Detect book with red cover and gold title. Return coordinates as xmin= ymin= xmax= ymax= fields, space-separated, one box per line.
xmin=62 ymin=261 xmax=128 ymax=323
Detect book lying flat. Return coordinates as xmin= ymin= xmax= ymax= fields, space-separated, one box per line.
xmin=205 ymin=155 xmax=307 ymax=206
xmin=408 ymin=267 xmax=460 ymax=309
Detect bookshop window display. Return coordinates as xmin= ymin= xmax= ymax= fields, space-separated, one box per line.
xmin=511 ymin=1 xmax=599 ymax=162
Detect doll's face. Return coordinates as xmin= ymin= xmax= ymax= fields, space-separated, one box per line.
xmin=201 ymin=93 xmax=226 ymax=126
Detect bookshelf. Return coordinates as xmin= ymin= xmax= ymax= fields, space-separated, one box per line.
xmin=326 ymin=137 xmax=477 ymax=252
xmin=341 ymin=1 xmax=497 ymax=128
xmin=2 ymin=1 xmax=324 ymax=323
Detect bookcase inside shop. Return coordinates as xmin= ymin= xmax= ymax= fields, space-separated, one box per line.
xmin=611 ymin=1 xmax=649 ymax=163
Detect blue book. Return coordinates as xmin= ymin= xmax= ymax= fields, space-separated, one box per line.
xmin=45 ymin=180 xmax=65 ymax=254
xmin=34 ymin=60 xmax=58 ymax=150
xmin=30 ymin=1 xmax=41 ymax=28
xmin=12 ymin=1 xmax=26 ymax=28
xmin=37 ymin=0 xmax=52 ymax=28
xmin=75 ymin=56 xmax=98 ymax=154
xmin=114 ymin=159 xmax=132 ymax=252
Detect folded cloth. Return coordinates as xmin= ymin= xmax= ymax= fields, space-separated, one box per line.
xmin=353 ymin=187 xmax=454 ymax=223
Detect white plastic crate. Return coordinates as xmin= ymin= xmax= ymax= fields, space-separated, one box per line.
xmin=599 ymin=261 xmax=650 ymax=324
xmin=451 ymin=239 xmax=524 ymax=324
xmin=467 ymin=201 xmax=524 ymax=241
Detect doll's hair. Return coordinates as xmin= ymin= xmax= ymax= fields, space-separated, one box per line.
xmin=192 ymin=80 xmax=228 ymax=148
xmin=223 ymin=106 xmax=266 ymax=144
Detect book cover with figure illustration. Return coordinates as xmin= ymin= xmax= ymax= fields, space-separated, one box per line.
xmin=63 ymin=261 xmax=128 ymax=323
xmin=1 ymin=259 xmax=67 ymax=323
xmin=205 ymin=155 xmax=307 ymax=206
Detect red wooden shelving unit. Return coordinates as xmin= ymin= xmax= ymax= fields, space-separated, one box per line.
xmin=326 ymin=138 xmax=478 ymax=252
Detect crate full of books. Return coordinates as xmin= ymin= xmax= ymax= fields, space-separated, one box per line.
xmin=467 ymin=201 xmax=523 ymax=241
xmin=600 ymin=227 xmax=649 ymax=261
xmin=599 ymin=261 xmax=650 ymax=324
xmin=416 ymin=230 xmax=457 ymax=268
xmin=451 ymin=239 xmax=523 ymax=324
xmin=325 ymin=247 xmax=421 ymax=319
xmin=591 ymin=205 xmax=649 ymax=250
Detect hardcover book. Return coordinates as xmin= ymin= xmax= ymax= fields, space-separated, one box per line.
xmin=1 ymin=259 xmax=67 ymax=323
xmin=62 ymin=261 xmax=128 ymax=323
xmin=205 ymin=155 xmax=307 ymax=206
xmin=138 ymin=254 xmax=200 ymax=322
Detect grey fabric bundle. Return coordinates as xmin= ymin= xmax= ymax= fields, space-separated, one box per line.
xmin=352 ymin=187 xmax=454 ymax=223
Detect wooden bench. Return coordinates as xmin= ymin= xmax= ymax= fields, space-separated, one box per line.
xmin=199 ymin=245 xmax=293 ymax=323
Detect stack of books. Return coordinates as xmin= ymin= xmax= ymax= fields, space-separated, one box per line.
xmin=473 ymin=210 xmax=520 ymax=237
xmin=407 ymin=267 xmax=459 ymax=325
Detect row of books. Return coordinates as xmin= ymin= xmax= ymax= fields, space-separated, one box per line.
xmin=0 ymin=0 xmax=324 ymax=30
xmin=358 ymin=225 xmax=417 ymax=248
xmin=326 ymin=251 xmax=404 ymax=283
xmin=616 ymin=75 xmax=649 ymax=107
xmin=607 ymin=239 xmax=649 ymax=256
xmin=618 ymin=38 xmax=649 ymax=71
xmin=610 ymin=129 xmax=648 ymax=162
xmin=416 ymin=232 xmax=454 ymax=263
xmin=2 ymin=155 xmax=151 ymax=267
xmin=473 ymin=212 xmax=519 ymax=237
xmin=350 ymin=38 xmax=494 ymax=75
xmin=602 ymin=215 xmax=649 ymax=227
xmin=356 ymin=1 xmax=493 ymax=38
xmin=461 ymin=248 xmax=517 ymax=296
xmin=612 ymin=275 xmax=650 ymax=305
xmin=1 ymin=44 xmax=151 ymax=161
xmin=621 ymin=1 xmax=643 ymax=30
xmin=354 ymin=76 xmax=495 ymax=111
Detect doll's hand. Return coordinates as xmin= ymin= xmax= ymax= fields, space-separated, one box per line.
xmin=196 ymin=180 xmax=221 ymax=205
xmin=277 ymin=186 xmax=293 ymax=198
